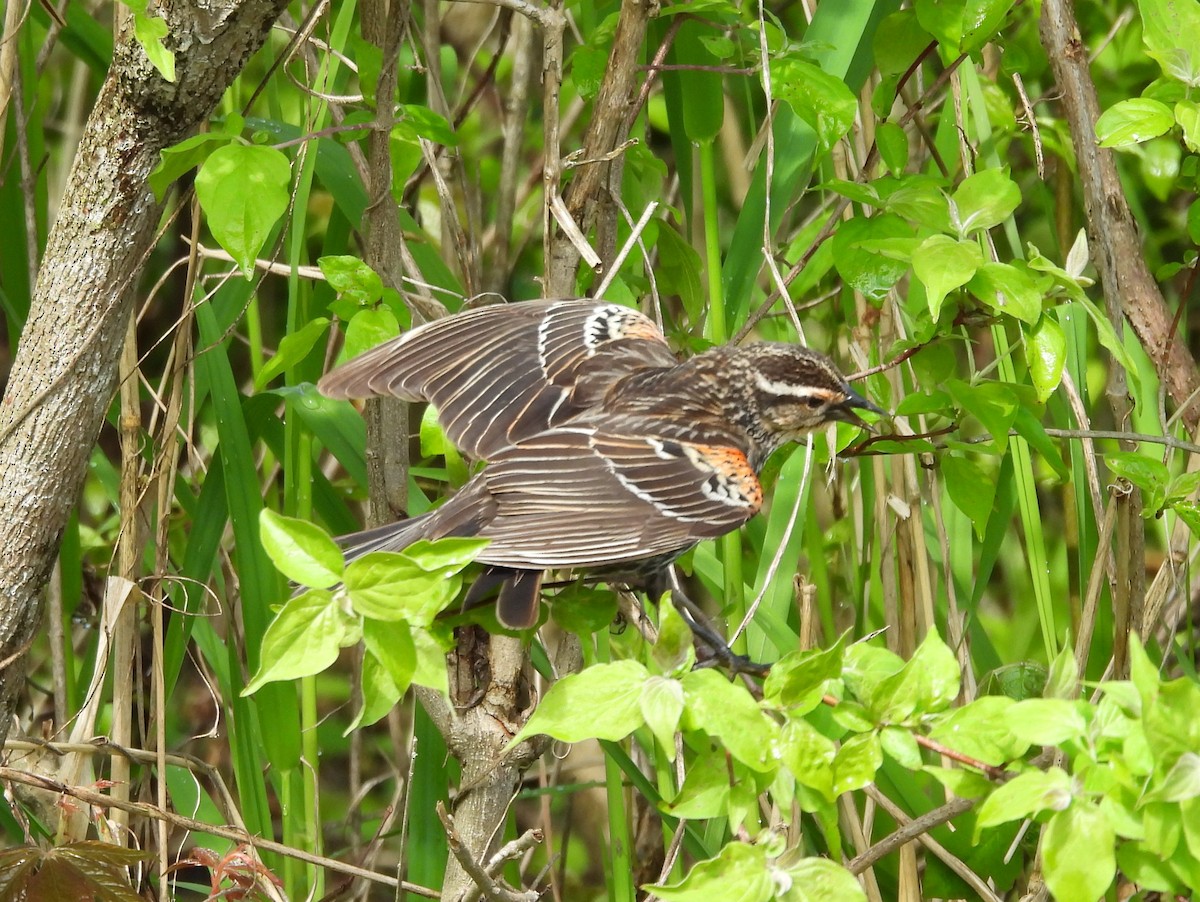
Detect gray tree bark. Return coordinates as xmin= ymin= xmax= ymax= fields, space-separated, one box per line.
xmin=0 ymin=0 xmax=288 ymax=749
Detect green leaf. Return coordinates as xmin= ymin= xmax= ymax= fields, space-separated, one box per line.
xmin=258 ymin=508 xmax=344 ymax=588
xmin=947 ymin=379 xmax=1021 ymax=453
xmin=894 ymin=390 xmax=953 ymax=416
xmin=571 ymin=43 xmax=608 ymax=100
xmin=832 ymin=731 xmax=883 ymax=794
xmin=1138 ymin=0 xmax=1200 ymax=86
xmin=780 ymin=717 xmax=837 ymax=799
xmin=363 ymin=619 xmax=416 ymax=695
xmin=976 ymin=767 xmax=1073 ymax=829
xmin=1012 ymin=405 xmax=1070 ymax=481
xmin=875 ymin=122 xmax=909 ymax=176
xmin=779 ymin=858 xmax=868 ymax=902
xmin=667 ymin=752 xmax=733 ymax=820
xmin=1144 ymin=138 xmax=1181 ymax=201
xmin=915 ymin=0 xmax=1016 ymax=54
xmin=1129 ymin=633 xmax=1161 ymax=708
xmin=399 ymin=104 xmax=458 ymax=146
xmin=1095 ymin=98 xmax=1175 ymax=146
xmin=319 ymin=255 xmax=385 ymax=308
xmin=912 ymin=235 xmax=982 ymax=319
xmin=675 ymin=20 xmax=725 ymax=144
xmin=1025 ymin=314 xmax=1066 ymax=402
xmin=1105 ymin=451 xmax=1171 ymax=501
xmin=1071 ymin=296 xmax=1142 ymax=391
xmin=832 ymin=214 xmax=913 ymax=301
xmin=952 ymin=169 xmax=1021 ymax=235
xmin=943 ymin=453 xmax=998 ymax=540
xmin=923 ymin=764 xmax=995 ymax=799
xmin=1117 ymin=843 xmax=1181 ymax=893
xmin=967 ymin=261 xmax=1042 ymax=324
xmin=195 ymin=143 xmax=292 ymax=278
xmin=821 ymin=179 xmax=881 ymax=207
xmin=1141 ymin=799 xmax=1184 ymax=857
xmin=844 ymin=643 xmax=903 ymax=708
xmin=1027 ymin=241 xmax=1092 ymax=301
xmin=403 ymin=537 xmax=489 ymax=574
xmin=1171 ymin=500 xmax=1200 ymax=537
xmin=1143 ymin=673 xmax=1200 ymax=774
xmin=763 ymin=637 xmax=844 ymax=714
xmin=880 ymin=726 xmax=923 ymax=769
xmin=1144 ymin=752 xmax=1200 ymax=803
xmin=256 ymin=317 xmax=329 ymax=389
xmin=150 ymin=132 xmax=233 ymax=200
xmin=641 ymin=676 xmax=686 ymax=758
xmin=885 ymin=179 xmax=953 ymax=232
xmin=411 ymin=626 xmax=451 ymax=696
xmin=829 ymin=699 xmax=875 ymax=734
xmin=682 ymin=668 xmax=782 ymax=772
xmin=874 ymin=9 xmax=932 ymax=77
xmin=656 ymin=224 xmax=706 ymax=323
xmin=652 ymin=595 xmax=697 ymax=676
xmin=1043 ymin=802 xmax=1116 ymax=902
xmin=1176 ymin=99 xmax=1200 ymax=151
xmin=646 ymin=841 xmax=773 ymax=902
xmin=1043 ymin=642 xmax=1081 ymax=699
xmin=771 ymin=57 xmax=858 ymax=155
xmin=1188 ymin=198 xmax=1200 ymax=244
xmin=389 ymin=123 xmax=425 ymax=188
xmin=419 ymin=403 xmax=453 ymax=458
xmin=131 ymin=8 xmax=175 ymax=82
xmin=928 ymin=695 xmax=1029 ymax=764
xmin=1098 ymin=679 xmax=1142 ymax=716
xmin=515 ymin=660 xmax=649 ymax=744
xmin=343 ymin=552 xmax=461 ymax=625
xmin=1004 ymin=698 xmax=1089 ymax=745
xmin=548 ymin=583 xmax=619 ymax=634
xmin=348 ymin=648 xmax=404 ymax=731
xmin=243 ymin=590 xmax=346 ymax=693
xmin=1167 ymin=469 xmax=1200 ymax=502
xmin=341 ymin=307 xmax=400 ymax=365
xmin=864 ymin=629 xmax=961 ymax=722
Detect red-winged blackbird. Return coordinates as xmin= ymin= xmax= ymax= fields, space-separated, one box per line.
xmin=318 ymin=299 xmax=881 ymax=629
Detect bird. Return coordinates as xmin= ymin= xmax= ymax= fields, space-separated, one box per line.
xmin=318 ymin=299 xmax=882 ymax=630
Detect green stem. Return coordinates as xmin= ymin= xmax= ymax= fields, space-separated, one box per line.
xmin=699 ymin=140 xmax=746 ymax=651
xmin=595 ymin=637 xmax=636 ymax=902
xmin=961 ymin=67 xmax=1058 ymax=661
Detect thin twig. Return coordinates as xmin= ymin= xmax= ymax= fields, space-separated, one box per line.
xmin=856 ymin=788 xmax=999 ymax=902
xmin=0 ymin=766 xmax=435 ymax=896
xmin=438 ymin=801 xmax=538 ymax=902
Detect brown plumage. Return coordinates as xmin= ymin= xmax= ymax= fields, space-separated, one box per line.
xmin=319 ymin=299 xmax=881 ymax=628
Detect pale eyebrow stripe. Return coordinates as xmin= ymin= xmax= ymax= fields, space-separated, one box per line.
xmin=753 ymin=372 xmax=835 ymax=400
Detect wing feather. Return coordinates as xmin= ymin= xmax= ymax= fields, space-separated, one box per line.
xmin=463 ymin=423 xmax=762 ymax=570
xmin=318 ymin=300 xmax=678 ymax=458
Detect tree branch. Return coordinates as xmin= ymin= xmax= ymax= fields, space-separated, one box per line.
xmin=1040 ymin=0 xmax=1200 ymax=428
xmin=545 ymin=0 xmax=654 ymax=295
xmin=0 ymin=0 xmax=292 ymax=750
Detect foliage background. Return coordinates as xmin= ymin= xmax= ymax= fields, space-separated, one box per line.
xmin=1 ymin=0 xmax=1199 ymax=899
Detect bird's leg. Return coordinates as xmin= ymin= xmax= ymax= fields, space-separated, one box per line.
xmin=663 ymin=568 xmax=770 ymax=679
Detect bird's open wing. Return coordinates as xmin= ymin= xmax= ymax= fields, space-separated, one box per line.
xmin=470 ymin=422 xmax=763 ymax=570
xmin=318 ymin=300 xmax=678 ymax=458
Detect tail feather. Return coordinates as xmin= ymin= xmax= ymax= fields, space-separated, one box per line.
xmin=337 ymin=512 xmax=437 ymax=561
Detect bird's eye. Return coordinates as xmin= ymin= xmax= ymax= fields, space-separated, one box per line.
xmin=805 ymin=396 xmax=824 ymax=409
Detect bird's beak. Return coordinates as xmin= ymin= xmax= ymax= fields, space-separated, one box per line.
xmin=830 ymin=388 xmax=888 ymax=432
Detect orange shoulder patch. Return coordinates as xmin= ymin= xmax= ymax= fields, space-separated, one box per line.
xmin=682 ymin=443 xmax=763 ymax=510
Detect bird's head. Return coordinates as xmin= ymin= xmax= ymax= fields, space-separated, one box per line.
xmin=734 ymin=343 xmax=885 ymax=458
